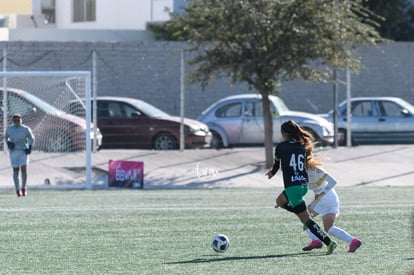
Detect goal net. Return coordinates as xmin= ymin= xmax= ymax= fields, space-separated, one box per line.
xmin=0 ymin=71 xmax=100 ymax=190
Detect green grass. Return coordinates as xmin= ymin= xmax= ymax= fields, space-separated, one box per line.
xmin=0 ymin=186 xmax=412 ymax=275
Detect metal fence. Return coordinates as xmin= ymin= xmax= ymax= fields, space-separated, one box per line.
xmin=1 ymin=41 xmax=413 ymax=120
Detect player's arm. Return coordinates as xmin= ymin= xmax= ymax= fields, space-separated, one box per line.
xmin=308 ymin=167 xmax=337 ymax=215
xmin=27 ymin=127 xmax=35 ymax=147
xmin=323 ymin=173 xmax=337 ymax=193
xmin=24 ymin=127 xmax=35 ymax=154
xmin=5 ymin=127 xmax=10 ymax=142
xmin=307 ymin=200 xmax=319 ymax=217
xmin=266 ymin=158 xmax=280 ymax=179
xmin=5 ymin=128 xmax=15 ymax=150
xmin=315 ymin=172 xmax=337 ymax=200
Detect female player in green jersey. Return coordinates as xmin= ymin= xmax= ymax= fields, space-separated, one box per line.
xmin=266 ymin=120 xmax=337 ymax=255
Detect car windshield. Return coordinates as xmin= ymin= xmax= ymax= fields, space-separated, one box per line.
xmin=396 ymin=98 xmax=414 ymax=113
xmin=270 ymin=96 xmax=290 ymax=112
xmin=22 ymin=92 xmax=64 ymax=115
xmin=7 ymin=90 xmax=64 ymax=116
xmin=131 ymin=99 xmax=169 ymax=117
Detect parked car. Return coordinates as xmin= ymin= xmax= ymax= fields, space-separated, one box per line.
xmin=197 ymin=94 xmax=334 ymax=148
xmin=65 ymin=96 xmax=212 ymax=150
xmin=0 ymin=88 xmax=102 ymax=152
xmin=320 ymin=97 xmax=414 ymax=145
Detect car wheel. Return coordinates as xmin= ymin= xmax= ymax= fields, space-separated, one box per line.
xmin=337 ymin=129 xmax=356 ymax=146
xmin=43 ymin=131 xmax=73 ymax=152
xmin=210 ymin=131 xmax=224 ymax=149
xmin=153 ymin=133 xmax=177 ymax=150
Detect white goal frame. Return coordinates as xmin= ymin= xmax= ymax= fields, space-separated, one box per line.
xmin=1 ymin=71 xmax=93 ymax=190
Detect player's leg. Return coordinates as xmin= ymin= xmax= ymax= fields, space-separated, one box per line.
xmin=296 ymin=209 xmax=330 ymax=245
xmin=275 ymin=191 xmax=287 ymax=208
xmin=278 ymin=186 xmax=337 ymax=254
xmin=320 ymin=189 xmax=362 ymax=252
xmin=299 ymin=211 xmax=337 ymax=254
xmin=302 ymin=212 xmax=338 ymax=251
xmin=276 ymin=189 xmax=323 ymax=250
xmin=13 ymin=167 xmax=21 ymax=196
xmin=15 ymin=151 xmax=29 ymax=196
xmin=286 ymin=186 xmax=337 ymax=253
xmin=303 ymin=189 xmax=338 ymax=251
xmin=10 ymin=151 xmax=21 ymax=197
xmin=303 ymin=228 xmax=323 ymax=251
xmin=21 ymin=165 xmax=28 ymax=196
xmin=278 ymin=185 xmax=308 ymax=212
xmin=322 ymin=213 xmax=336 ymax=231
xmin=322 ymin=214 xmax=362 ymax=252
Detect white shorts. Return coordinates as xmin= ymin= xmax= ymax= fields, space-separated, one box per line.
xmin=9 ymin=150 xmax=29 ymax=168
xmin=313 ymin=189 xmax=340 ymax=216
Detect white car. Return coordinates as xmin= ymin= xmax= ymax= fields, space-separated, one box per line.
xmin=197 ymin=94 xmax=334 ymax=148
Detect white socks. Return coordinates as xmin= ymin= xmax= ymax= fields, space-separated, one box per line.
xmin=327 ymin=226 xmax=354 ymax=243
xmin=306 ymin=226 xmax=354 ymax=243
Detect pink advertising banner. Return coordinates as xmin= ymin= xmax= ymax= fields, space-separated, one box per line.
xmin=108 ymin=160 xmax=144 ymax=189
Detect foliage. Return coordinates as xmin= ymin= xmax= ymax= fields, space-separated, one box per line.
xmin=0 ymin=187 xmax=412 ymax=274
xmin=150 ymin=0 xmax=385 ymax=167
xmin=159 ymin=0 xmax=384 ymax=90
xmin=365 ymin=0 xmax=414 ymax=41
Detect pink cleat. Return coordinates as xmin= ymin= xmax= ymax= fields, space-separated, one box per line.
xmin=302 ymin=240 xmax=323 ymax=251
xmin=21 ymin=188 xmax=27 ymax=196
xmin=16 ymin=190 xmax=22 ymax=197
xmin=348 ymin=238 xmax=362 ymax=252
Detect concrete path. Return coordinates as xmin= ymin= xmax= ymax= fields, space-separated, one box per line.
xmin=0 ymin=144 xmax=413 ymax=190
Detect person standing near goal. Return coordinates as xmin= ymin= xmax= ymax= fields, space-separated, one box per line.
xmin=5 ymin=114 xmax=35 ymax=197
xmin=266 ymin=120 xmax=337 ymax=255
xmin=302 ymin=155 xmax=362 ymax=253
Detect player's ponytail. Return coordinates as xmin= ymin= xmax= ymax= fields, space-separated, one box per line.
xmin=281 ymin=120 xmax=315 ymax=156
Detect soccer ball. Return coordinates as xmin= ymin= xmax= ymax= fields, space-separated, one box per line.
xmin=211 ymin=234 xmax=230 ymax=253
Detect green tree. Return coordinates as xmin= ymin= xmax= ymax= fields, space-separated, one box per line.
xmin=158 ymin=0 xmax=384 ymax=168
xmin=365 ymin=0 xmax=414 ymax=41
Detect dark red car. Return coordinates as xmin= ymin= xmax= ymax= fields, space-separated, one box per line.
xmin=65 ymin=96 xmax=212 ymax=150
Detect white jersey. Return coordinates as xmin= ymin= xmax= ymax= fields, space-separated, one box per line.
xmin=307 ymin=166 xmax=339 ymax=216
xmin=307 ymin=166 xmax=336 ymax=195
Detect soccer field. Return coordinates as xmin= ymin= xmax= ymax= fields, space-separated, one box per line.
xmin=0 ymin=186 xmax=412 ymax=274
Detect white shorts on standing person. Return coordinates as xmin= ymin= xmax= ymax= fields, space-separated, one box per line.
xmin=5 ymin=114 xmax=35 ymax=197
xmin=303 ymin=157 xmax=362 ymax=253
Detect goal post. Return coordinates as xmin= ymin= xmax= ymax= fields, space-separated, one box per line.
xmin=0 ymin=71 xmax=95 ymax=190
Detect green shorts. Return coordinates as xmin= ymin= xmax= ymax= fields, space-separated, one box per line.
xmin=284 ymin=185 xmax=308 ymax=207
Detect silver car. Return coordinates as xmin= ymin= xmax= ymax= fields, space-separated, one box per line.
xmin=321 ymin=97 xmax=414 ymax=145
xmin=197 ymin=94 xmax=334 ymax=148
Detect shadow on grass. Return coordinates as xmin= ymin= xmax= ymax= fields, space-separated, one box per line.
xmin=166 ymin=252 xmax=328 ymax=264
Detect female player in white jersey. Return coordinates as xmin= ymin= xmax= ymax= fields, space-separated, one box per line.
xmin=302 ymin=155 xmax=362 ymax=252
